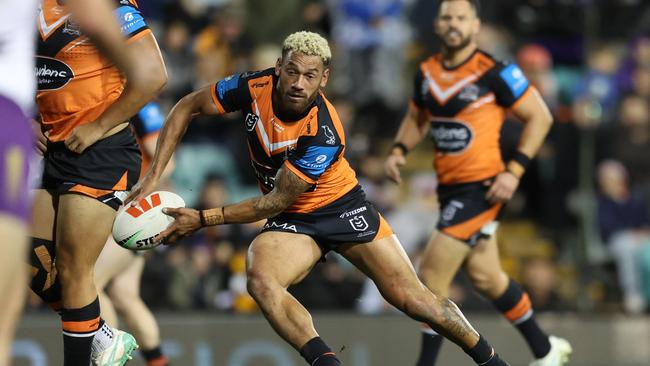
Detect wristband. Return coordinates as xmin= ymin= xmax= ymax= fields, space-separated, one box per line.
xmin=200 ymin=207 xmax=225 ymax=226
xmin=509 ymin=151 xmax=531 ymax=170
xmin=392 ymin=142 xmax=409 ymax=156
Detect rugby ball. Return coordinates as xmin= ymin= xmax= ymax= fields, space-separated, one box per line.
xmin=112 ymin=191 xmax=186 ymax=250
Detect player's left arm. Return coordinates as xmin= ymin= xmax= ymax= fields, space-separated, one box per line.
xmin=157 ymin=164 xmax=311 ymax=243
xmin=487 ymin=88 xmax=553 ymax=203
xmin=65 ymin=16 xmax=167 ymax=153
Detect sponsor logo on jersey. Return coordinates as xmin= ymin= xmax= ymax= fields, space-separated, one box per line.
xmin=36 ymin=56 xmax=74 ymax=91
xmin=264 ymin=221 xmax=298 ymax=232
xmin=252 ymin=81 xmax=269 ymax=88
xmin=322 ymin=125 xmax=336 ymax=145
xmin=339 ymin=206 xmax=367 ymax=219
xmin=349 ymin=215 xmax=369 ymax=231
xmin=429 ymin=120 xmax=474 ymax=154
xmin=245 ymin=113 xmax=259 ymax=132
xmin=458 ymin=83 xmax=480 ymax=102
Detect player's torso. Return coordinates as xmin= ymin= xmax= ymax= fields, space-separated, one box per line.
xmin=418 ymin=51 xmax=506 ymax=184
xmin=35 ymin=0 xmax=125 ymax=141
xmin=241 ymin=72 xmax=358 ymax=213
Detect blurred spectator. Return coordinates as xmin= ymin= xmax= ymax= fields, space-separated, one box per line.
xmin=522 ymin=257 xmax=568 ymax=312
xmin=603 ymin=94 xmax=650 ymax=199
xmin=329 ymin=0 xmax=412 ymax=110
xmin=596 ymin=160 xmax=650 ymax=314
xmin=517 ymin=44 xmax=559 ymax=111
xmin=159 ymin=20 xmax=195 ymax=106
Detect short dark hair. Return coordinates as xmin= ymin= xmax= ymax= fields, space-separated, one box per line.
xmin=436 ymin=0 xmax=481 ymax=17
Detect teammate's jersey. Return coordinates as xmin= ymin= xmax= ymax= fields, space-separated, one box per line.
xmin=131 ymin=102 xmax=164 ymax=178
xmin=36 ymin=0 xmax=151 ymax=142
xmin=412 ymin=49 xmax=532 ymax=185
xmin=0 ymin=0 xmax=38 ymax=114
xmin=210 ymin=68 xmax=358 ymax=213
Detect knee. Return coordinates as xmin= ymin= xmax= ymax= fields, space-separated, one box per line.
xmin=246 ymin=270 xmax=280 ymax=302
xmin=55 ymin=251 xmax=93 ymax=283
xmin=467 ymin=269 xmax=507 ymax=297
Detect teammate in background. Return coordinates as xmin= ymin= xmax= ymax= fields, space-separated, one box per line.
xmin=29 ymin=1 xmax=167 ymax=365
xmin=95 ymin=102 xmax=174 ymax=366
xmin=0 ymin=1 xmax=39 ymax=364
xmin=129 ymin=31 xmax=511 ymax=366
xmin=383 ymin=1 xmax=571 ymax=366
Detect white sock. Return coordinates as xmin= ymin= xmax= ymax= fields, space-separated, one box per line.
xmin=91 ymin=321 xmax=114 ymax=356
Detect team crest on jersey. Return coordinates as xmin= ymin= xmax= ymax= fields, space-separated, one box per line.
xmin=349 ymin=215 xmax=369 ymax=232
xmin=62 ymin=18 xmax=81 ymax=36
xmin=429 ymin=120 xmax=474 ymax=154
xmin=245 ymin=113 xmax=259 ymax=132
xmin=321 ymin=125 xmax=336 ymax=145
xmin=458 ymin=84 xmax=480 ymax=102
xmin=36 ymin=56 xmax=74 ymax=91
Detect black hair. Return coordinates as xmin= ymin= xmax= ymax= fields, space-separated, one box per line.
xmin=436 ymin=0 xmax=481 ymax=17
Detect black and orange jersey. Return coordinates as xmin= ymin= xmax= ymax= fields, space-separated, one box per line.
xmin=412 ymin=49 xmax=533 ymax=185
xmin=210 ymin=68 xmax=359 ymax=213
xmin=35 ymin=0 xmax=151 ymax=142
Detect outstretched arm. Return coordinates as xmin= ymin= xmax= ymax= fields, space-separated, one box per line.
xmin=126 ymin=86 xmax=220 ymax=204
xmin=157 ymin=163 xmax=311 ymax=243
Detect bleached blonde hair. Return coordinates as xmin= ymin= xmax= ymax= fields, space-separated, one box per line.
xmin=282 ymin=31 xmax=331 ymax=66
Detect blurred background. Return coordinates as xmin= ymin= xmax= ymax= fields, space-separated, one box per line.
xmin=17 ymin=0 xmax=650 ymax=365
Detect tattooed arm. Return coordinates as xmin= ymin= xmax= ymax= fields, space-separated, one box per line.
xmin=203 ymin=163 xmax=311 ymax=225
xmin=157 ymin=163 xmax=310 ymax=243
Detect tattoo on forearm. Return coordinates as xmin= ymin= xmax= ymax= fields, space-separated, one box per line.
xmin=431 ymin=298 xmax=477 ymax=347
xmin=252 ymin=165 xmax=310 ymax=218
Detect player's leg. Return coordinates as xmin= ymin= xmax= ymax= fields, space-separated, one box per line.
xmin=55 ymin=193 xmax=123 ymax=365
xmin=28 ymin=189 xmax=62 ymax=311
xmin=464 ymin=234 xmax=571 ymax=365
xmin=0 ymin=216 xmax=29 ymax=366
xmin=414 ymin=232 xmax=471 ymax=366
xmin=107 ymin=252 xmax=169 ymax=366
xmin=246 ymin=231 xmax=341 ymax=366
xmin=95 ymin=236 xmax=137 ymax=327
xmin=338 ymin=233 xmax=509 ymax=366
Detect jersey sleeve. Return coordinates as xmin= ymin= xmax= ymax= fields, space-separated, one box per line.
xmin=285 ymin=126 xmax=343 ymax=184
xmin=113 ymin=0 xmax=149 ymax=40
xmin=490 ymin=62 xmax=531 ymax=108
xmin=132 ymin=102 xmax=164 ymax=139
xmin=210 ymin=73 xmax=252 ymax=114
xmin=411 ymin=68 xmax=426 ymax=109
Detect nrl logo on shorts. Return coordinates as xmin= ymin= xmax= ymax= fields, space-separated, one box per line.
xmin=245 ymin=113 xmax=259 ymax=132
xmin=349 ymin=215 xmax=369 ymax=232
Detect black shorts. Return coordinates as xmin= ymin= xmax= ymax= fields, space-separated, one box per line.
xmin=436 ymin=179 xmax=504 ymax=246
xmin=261 ymin=186 xmax=393 ymax=254
xmin=42 ymin=127 xmax=141 ymax=210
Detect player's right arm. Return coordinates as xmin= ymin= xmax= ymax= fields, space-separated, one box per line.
xmin=385 ymin=102 xmax=429 ymax=184
xmin=385 ymin=69 xmax=430 ymax=184
xmin=126 ymin=86 xmax=219 ymax=204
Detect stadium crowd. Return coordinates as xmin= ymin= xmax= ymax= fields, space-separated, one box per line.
xmin=25 ymin=0 xmax=650 ymax=316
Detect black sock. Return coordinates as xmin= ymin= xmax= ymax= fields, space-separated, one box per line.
xmin=29 ymin=237 xmax=62 ymax=311
xmin=492 ymin=280 xmax=551 ymax=358
xmin=143 ymin=346 xmax=170 ymax=366
xmin=61 ymin=297 xmax=101 ymax=366
xmin=300 ymin=337 xmax=341 ymax=365
xmin=415 ymin=328 xmax=444 ymax=366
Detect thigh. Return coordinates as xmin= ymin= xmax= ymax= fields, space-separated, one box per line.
xmin=463 ymin=234 xmax=508 ymax=296
xmin=31 ymin=189 xmax=57 ymax=241
xmin=56 ymin=193 xmax=116 ymax=267
xmin=419 ymin=232 xmax=470 ymax=296
xmin=95 ymin=236 xmax=138 ymax=289
xmin=337 ymin=234 xmax=423 ymax=297
xmin=247 ymin=231 xmax=322 ymax=288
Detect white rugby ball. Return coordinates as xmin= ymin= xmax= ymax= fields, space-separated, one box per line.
xmin=112 ymin=191 xmax=186 ymax=250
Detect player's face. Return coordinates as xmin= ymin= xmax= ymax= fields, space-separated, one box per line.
xmin=275 ymin=51 xmax=329 ymax=116
xmin=435 ymin=1 xmax=480 ymax=51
